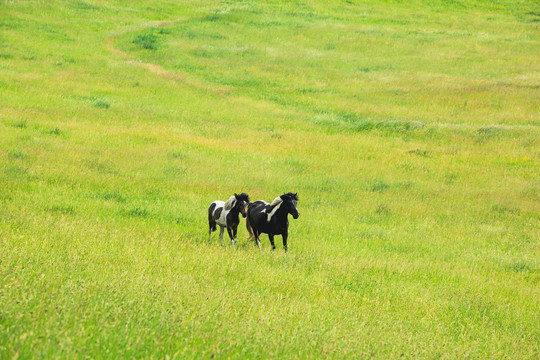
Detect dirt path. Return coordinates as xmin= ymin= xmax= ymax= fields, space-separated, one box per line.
xmin=104 ymin=20 xmax=184 ymax=80
xmin=103 ymin=21 xmax=237 ymax=96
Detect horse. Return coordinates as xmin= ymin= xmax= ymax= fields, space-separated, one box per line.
xmin=208 ymin=193 xmax=250 ymax=246
xmin=246 ymin=192 xmax=299 ymax=251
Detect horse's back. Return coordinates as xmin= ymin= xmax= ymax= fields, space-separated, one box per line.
xmin=209 ymin=200 xmax=223 ymax=217
xmin=210 ymin=201 xmax=230 ymax=227
xmin=248 ymin=201 xmax=268 ymax=214
xmin=247 ymin=201 xmax=271 ymax=230
xmin=249 ymin=200 xmax=268 ymax=209
xmin=211 ymin=200 xmax=225 ymax=208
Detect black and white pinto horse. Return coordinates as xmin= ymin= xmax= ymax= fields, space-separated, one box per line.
xmin=208 ymin=193 xmax=250 ymax=246
xmin=246 ymin=193 xmax=299 ymax=251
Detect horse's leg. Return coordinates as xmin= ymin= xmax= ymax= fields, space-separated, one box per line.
xmin=282 ymin=231 xmax=288 ymax=252
xmin=227 ymin=226 xmax=234 ymax=245
xmin=246 ymin=216 xmax=254 ymax=241
xmin=253 ymin=228 xmax=261 ymax=249
xmin=219 ymin=226 xmax=225 ymax=246
xmin=232 ymin=225 xmax=238 ymax=245
xmin=268 ymin=234 xmax=276 ymax=250
xmin=208 ymin=222 xmax=215 ymax=243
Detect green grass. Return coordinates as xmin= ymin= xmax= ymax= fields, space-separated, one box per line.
xmin=1 ymin=0 xmax=539 ymax=358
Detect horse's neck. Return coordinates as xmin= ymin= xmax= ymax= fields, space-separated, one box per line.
xmin=228 ymin=206 xmax=239 ymax=217
xmin=270 ymin=203 xmax=288 ymax=220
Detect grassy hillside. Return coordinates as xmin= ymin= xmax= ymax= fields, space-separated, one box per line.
xmin=1 ymin=0 xmax=539 ymax=358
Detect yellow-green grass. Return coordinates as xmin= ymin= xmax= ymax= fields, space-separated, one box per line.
xmin=1 ymin=0 xmax=539 ymax=358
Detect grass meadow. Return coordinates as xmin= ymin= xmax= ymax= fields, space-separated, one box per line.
xmin=1 ymin=0 xmax=539 ymax=358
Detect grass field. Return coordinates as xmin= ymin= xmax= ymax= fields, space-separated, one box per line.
xmin=1 ymin=0 xmax=539 ymax=358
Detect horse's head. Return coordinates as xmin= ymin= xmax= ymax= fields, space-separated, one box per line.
xmin=280 ymin=192 xmax=299 ymax=219
xmin=234 ymin=193 xmax=250 ymax=218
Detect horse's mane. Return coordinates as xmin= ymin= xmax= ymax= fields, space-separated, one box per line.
xmin=269 ymin=193 xmax=299 ymax=207
xmin=269 ymin=196 xmax=283 ymax=207
xmin=277 ymin=193 xmax=299 ymax=203
xmin=224 ymin=195 xmax=237 ymax=210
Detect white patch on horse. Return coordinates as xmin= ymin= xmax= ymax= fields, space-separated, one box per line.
xmin=212 ymin=201 xmax=229 ymax=227
xmin=267 ymin=202 xmax=282 ymax=222
xmin=269 ymin=196 xmax=283 ymax=207
xmin=255 ymin=200 xmax=269 ymax=214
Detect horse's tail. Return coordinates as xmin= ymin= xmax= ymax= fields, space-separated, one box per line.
xmin=246 ymin=212 xmax=254 ymax=241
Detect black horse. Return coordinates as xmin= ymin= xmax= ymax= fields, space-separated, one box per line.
xmin=208 ymin=193 xmax=250 ymax=246
xmin=246 ymin=192 xmax=299 ymax=251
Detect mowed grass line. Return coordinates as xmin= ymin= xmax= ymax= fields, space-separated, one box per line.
xmin=1 ymin=0 xmax=539 ymax=358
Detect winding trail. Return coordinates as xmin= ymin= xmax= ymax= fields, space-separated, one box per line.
xmin=104 ymin=20 xmax=185 ymax=80
xmin=104 ymin=19 xmax=235 ymax=96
